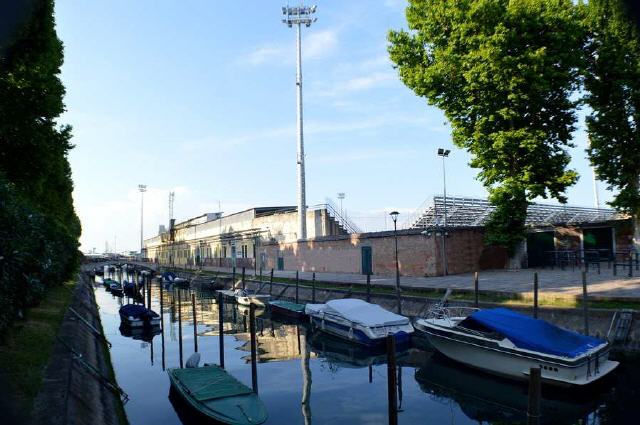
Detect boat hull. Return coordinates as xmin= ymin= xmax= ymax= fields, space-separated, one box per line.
xmin=236 ymin=295 xmax=270 ymax=307
xmin=418 ymin=322 xmax=618 ymax=386
xmin=309 ymin=315 xmax=412 ymax=347
xmin=167 ymin=366 xmax=267 ymax=425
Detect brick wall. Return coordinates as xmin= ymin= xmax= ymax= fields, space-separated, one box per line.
xmin=261 ymin=228 xmax=485 ymax=277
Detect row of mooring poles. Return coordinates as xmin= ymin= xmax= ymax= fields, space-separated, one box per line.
xmin=471 ymin=270 xmax=590 ymax=336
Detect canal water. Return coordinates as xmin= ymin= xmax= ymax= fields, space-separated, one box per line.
xmin=95 ymin=274 xmax=638 ymax=424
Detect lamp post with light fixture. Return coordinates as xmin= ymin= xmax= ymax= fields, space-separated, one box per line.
xmin=390 ymin=211 xmax=401 ymax=314
xmin=437 ymin=149 xmax=450 ymax=275
xmin=282 ymin=4 xmax=317 ymax=241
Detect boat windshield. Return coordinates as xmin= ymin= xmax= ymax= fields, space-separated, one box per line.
xmin=457 ymin=317 xmax=504 ymax=339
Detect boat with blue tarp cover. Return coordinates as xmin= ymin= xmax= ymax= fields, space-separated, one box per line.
xmin=119 ymin=304 xmax=160 ymax=328
xmin=167 ymin=364 xmax=268 ymax=425
xmin=414 ymin=306 xmax=619 ymax=386
xmin=305 ymin=298 xmax=414 ymax=347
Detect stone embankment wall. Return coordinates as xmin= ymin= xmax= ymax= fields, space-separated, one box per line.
xmin=30 ymin=273 xmax=126 ymax=425
xmin=235 ymin=278 xmax=640 ymax=356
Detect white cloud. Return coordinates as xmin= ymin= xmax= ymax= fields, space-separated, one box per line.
xmin=304 ymin=29 xmax=338 ymax=60
xmin=241 ymin=28 xmax=339 ymax=66
xmin=245 ymin=45 xmax=287 ymax=66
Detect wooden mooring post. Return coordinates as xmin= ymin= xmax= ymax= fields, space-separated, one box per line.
xmin=533 ymin=272 xmax=539 ymax=319
xmin=582 ymin=271 xmax=589 ymax=335
xmin=232 ymin=267 xmax=236 ymax=284
xmin=474 ymin=271 xmax=479 ymax=308
xmin=295 ymin=270 xmax=299 ymax=304
xmin=366 ymin=273 xmax=371 ymax=303
xmin=160 ymin=282 xmax=165 ymax=371
xmin=191 ymin=293 xmax=198 ymax=353
xmin=249 ymin=304 xmax=258 ymax=394
xmin=178 ymin=290 xmax=183 ymax=369
xmin=386 ymin=335 xmax=398 ymax=425
xmin=312 ymin=272 xmax=316 ymax=303
xmin=242 ymin=267 xmax=246 ymax=290
xmin=147 ymin=275 xmax=152 ymax=309
xmin=218 ymin=292 xmax=225 ymax=369
xmin=527 ymin=367 xmax=541 ymax=425
xmin=269 ymin=268 xmax=274 ymax=295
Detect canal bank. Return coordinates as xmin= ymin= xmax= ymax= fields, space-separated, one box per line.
xmin=30 ymin=272 xmax=127 ymax=425
xmin=186 ymin=270 xmax=640 ymax=356
xmin=92 ymin=269 xmax=639 ymax=425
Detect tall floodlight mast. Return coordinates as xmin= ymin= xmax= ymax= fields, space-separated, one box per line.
xmin=282 ymin=4 xmax=317 ymax=241
xmin=138 ymin=184 xmax=147 ymax=256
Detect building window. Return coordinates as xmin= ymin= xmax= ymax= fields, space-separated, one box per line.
xmin=241 ymin=245 xmax=248 ymax=258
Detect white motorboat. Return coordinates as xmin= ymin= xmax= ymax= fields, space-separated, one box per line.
xmin=234 ymin=289 xmax=270 ymax=307
xmin=414 ymin=306 xmax=618 ymax=386
xmin=305 ymin=298 xmax=414 ymax=347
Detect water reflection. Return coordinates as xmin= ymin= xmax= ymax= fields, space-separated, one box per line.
xmin=93 ymin=270 xmax=634 ymax=425
xmin=415 ymin=353 xmax=607 ymax=425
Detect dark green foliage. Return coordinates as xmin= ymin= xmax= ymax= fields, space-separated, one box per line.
xmin=583 ymin=0 xmax=640 ymax=225
xmin=388 ymin=0 xmax=584 ymax=253
xmin=0 ymin=0 xmax=80 ymax=334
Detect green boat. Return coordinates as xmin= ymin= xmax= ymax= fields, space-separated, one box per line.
xmin=167 ymin=365 xmax=268 ymax=425
xmin=268 ymin=300 xmax=306 ymax=320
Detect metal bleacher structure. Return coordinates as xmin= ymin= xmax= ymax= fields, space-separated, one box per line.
xmin=404 ymin=195 xmax=621 ymax=230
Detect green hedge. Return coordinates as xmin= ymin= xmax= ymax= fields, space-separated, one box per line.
xmin=0 ymin=176 xmax=79 ymax=335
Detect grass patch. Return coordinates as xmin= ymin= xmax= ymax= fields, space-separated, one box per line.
xmin=0 ymin=281 xmax=75 ymax=413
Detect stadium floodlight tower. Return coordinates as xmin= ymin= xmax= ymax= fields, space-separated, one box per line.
xmin=138 ymin=184 xmax=147 ymax=257
xmin=282 ymin=4 xmax=317 ymax=241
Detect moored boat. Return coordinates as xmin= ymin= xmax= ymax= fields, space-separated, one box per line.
xmin=167 ymin=364 xmax=268 ymax=425
xmin=305 ymin=298 xmax=414 ymax=347
xmin=268 ymin=300 xmax=306 ymax=320
xmin=119 ymin=304 xmax=160 ymax=328
xmin=110 ymin=282 xmax=124 ymax=296
xmin=414 ymin=306 xmax=619 ymax=386
xmin=234 ymin=289 xmax=270 ymax=307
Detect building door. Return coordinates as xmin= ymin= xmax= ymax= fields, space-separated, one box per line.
xmin=277 ymin=257 xmax=284 ymax=271
xmin=583 ymin=227 xmax=614 ymax=259
xmin=526 ymin=231 xmax=554 ymax=267
xmin=361 ymin=246 xmax=372 ymax=275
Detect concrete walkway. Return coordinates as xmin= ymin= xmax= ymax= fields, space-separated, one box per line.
xmin=191 ymin=264 xmax=640 ymax=300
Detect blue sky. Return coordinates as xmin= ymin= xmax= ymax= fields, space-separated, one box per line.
xmin=54 ymin=0 xmax=613 ymax=253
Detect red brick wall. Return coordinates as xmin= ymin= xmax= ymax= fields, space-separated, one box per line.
xmin=261 ymin=228 xmax=485 ymax=277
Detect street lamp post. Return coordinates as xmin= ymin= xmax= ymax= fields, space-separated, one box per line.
xmin=138 ymin=184 xmax=147 ymax=259
xmin=390 ymin=211 xmax=401 ymax=314
xmin=437 ymin=149 xmax=450 ymax=276
xmin=282 ymin=4 xmax=317 ymax=241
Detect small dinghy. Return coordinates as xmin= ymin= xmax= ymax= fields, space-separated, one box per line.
xmin=110 ymin=282 xmax=124 ymax=297
xmin=119 ymin=304 xmax=160 ymax=328
xmin=414 ymin=306 xmax=619 ymax=386
xmin=162 ymin=271 xmax=177 ymax=283
xmin=268 ymin=300 xmax=306 ymax=320
xmin=173 ymin=277 xmax=190 ymax=288
xmin=234 ymin=289 xmax=270 ymax=307
xmin=167 ymin=356 xmax=268 ymax=425
xmin=305 ymin=298 xmax=414 ymax=347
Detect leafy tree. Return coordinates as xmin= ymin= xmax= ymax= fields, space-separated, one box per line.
xmin=0 ymin=0 xmax=80 ymax=333
xmin=0 ymin=0 xmax=79 ymax=237
xmin=388 ymin=0 xmax=584 ymax=253
xmin=583 ymin=0 xmax=640 ymax=247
